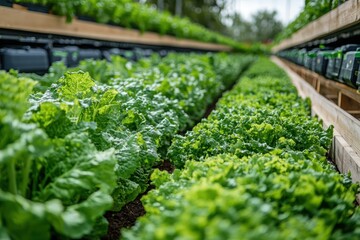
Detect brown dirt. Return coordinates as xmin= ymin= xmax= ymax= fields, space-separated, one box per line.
xmin=103 ymin=194 xmax=146 ymax=240
xmin=156 ymin=159 xmax=175 ymax=173
xmin=103 ymin=160 xmax=175 ymax=239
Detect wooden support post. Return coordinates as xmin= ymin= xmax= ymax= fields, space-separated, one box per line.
xmin=316 ymin=77 xmax=321 ymax=92
xmin=338 ymin=92 xmax=360 ymax=119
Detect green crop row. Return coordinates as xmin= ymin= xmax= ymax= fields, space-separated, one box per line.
xmin=13 ymin=0 xmax=252 ymax=51
xmin=168 ymin=58 xmax=331 ymax=167
xmin=123 ymin=58 xmax=360 ymax=239
xmin=0 ymin=53 xmax=254 ymax=239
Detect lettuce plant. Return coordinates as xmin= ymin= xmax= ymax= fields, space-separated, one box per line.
xmin=123 ymin=58 xmax=360 ymax=239
xmin=1 ymin=53 xmax=253 ymax=239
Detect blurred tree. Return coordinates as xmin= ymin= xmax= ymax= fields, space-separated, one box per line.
xmin=144 ymin=0 xmax=228 ymax=33
xmin=251 ymin=10 xmax=283 ymax=42
xmin=277 ymin=0 xmax=339 ymax=41
xmin=227 ymin=10 xmax=283 ymax=43
xmin=226 ymin=12 xmax=253 ymax=41
xmin=143 ymin=0 xmax=282 ymax=43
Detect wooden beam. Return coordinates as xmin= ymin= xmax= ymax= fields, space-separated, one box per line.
xmin=332 ymin=129 xmax=360 ymax=183
xmin=347 ymin=110 xmax=360 ymax=114
xmin=272 ymin=57 xmax=360 ymax=183
xmin=0 ymin=6 xmax=231 ymax=51
xmin=339 ymin=92 xmax=360 ymax=111
xmin=272 ymin=0 xmax=360 ymax=52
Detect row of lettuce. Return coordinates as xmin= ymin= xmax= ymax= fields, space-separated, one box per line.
xmin=0 ymin=53 xmax=254 ymax=239
xmin=11 ymin=0 xmax=251 ymax=51
xmin=123 ymin=58 xmax=360 ymax=239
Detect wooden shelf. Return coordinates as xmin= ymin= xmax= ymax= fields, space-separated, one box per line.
xmin=280 ymin=59 xmax=360 ymax=120
xmin=273 ymin=57 xmax=360 ymax=184
xmin=273 ymin=0 xmax=360 ymax=52
xmin=0 ymin=6 xmax=231 ymax=51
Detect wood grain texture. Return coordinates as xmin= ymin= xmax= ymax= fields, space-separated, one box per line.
xmin=331 ymin=129 xmax=360 ymax=183
xmin=272 ymin=56 xmax=360 ymax=182
xmin=0 ymin=6 xmax=231 ymax=51
xmin=272 ymin=0 xmax=360 ymax=52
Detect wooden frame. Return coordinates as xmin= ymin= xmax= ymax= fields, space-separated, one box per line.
xmin=0 ymin=6 xmax=231 ymax=51
xmin=281 ymin=59 xmax=360 ymax=120
xmin=272 ymin=0 xmax=360 ymax=52
xmin=273 ymin=57 xmax=360 ymax=183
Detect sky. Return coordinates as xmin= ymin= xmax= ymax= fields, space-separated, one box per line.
xmin=226 ymin=0 xmax=305 ymax=25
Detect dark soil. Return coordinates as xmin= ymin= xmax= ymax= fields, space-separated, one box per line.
xmin=204 ymin=98 xmax=218 ymax=119
xmin=103 ymin=195 xmax=145 ymax=240
xmin=326 ymin=151 xmax=338 ymax=170
xmin=103 ymin=160 xmax=174 ymax=239
xmin=156 ymin=159 xmax=175 ymax=173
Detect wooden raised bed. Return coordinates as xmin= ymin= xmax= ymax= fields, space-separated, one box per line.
xmin=272 ymin=0 xmax=360 ymax=52
xmin=273 ymin=57 xmax=360 ymax=185
xmin=0 ymin=6 xmax=231 ymax=51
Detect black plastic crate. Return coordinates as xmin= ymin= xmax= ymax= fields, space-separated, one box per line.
xmin=134 ymin=48 xmax=154 ymax=59
xmin=315 ymin=50 xmax=333 ymax=76
xmin=357 ymin=65 xmax=360 ymax=89
xmin=304 ymin=48 xmax=319 ymax=70
xmin=158 ymin=49 xmax=168 ymax=58
xmin=78 ymin=49 xmax=102 ymax=61
xmin=339 ymin=49 xmax=360 ymax=88
xmin=0 ymin=47 xmax=49 ymax=73
xmin=333 ymin=44 xmax=360 ymax=80
xmin=297 ymin=49 xmax=307 ymax=66
xmin=18 ymin=2 xmax=49 ymax=13
xmin=102 ymin=48 xmax=119 ymax=61
xmin=283 ymin=49 xmax=297 ymax=63
xmin=0 ymin=0 xmax=12 ymax=7
xmin=325 ymin=48 xmax=340 ymax=79
xmin=102 ymin=48 xmax=137 ymax=61
xmin=50 ymin=46 xmax=79 ymax=67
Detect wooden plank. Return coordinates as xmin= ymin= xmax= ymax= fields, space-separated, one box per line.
xmin=318 ymin=76 xmax=360 ymax=101
xmin=317 ymin=12 xmax=331 ymax=36
xmin=272 ymin=57 xmax=360 ymax=183
xmin=324 ymin=95 xmax=338 ymax=99
xmin=334 ymin=82 xmax=360 ymax=103
xmin=12 ymin=3 xmax=27 ymax=10
xmin=337 ymin=0 xmax=359 ymax=29
xmin=272 ymin=0 xmax=360 ymax=52
xmin=332 ymin=129 xmax=360 ymax=183
xmin=316 ymin=77 xmax=339 ymax=101
xmin=339 ymin=92 xmax=360 ymax=111
xmin=348 ymin=110 xmax=360 ymax=114
xmin=282 ymin=60 xmax=360 ymax=105
xmin=0 ymin=6 xmax=231 ymax=51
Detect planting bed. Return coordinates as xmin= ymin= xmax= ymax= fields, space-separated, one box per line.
xmin=0 ymin=52 xmax=253 ymax=239
xmin=1 ymin=52 xmax=360 ymax=239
